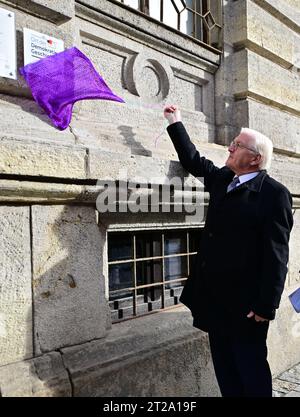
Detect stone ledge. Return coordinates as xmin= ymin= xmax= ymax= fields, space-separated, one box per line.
xmin=253 ymin=0 xmax=300 ymax=34
xmin=0 ymin=352 xmax=72 ymax=397
xmin=0 ymin=137 xmax=87 ymax=179
xmin=231 ymin=0 xmax=300 ymax=68
xmin=233 ymin=49 xmax=300 ymax=115
xmin=61 ymin=306 xmax=220 ymax=397
xmin=1 ymin=0 xmax=74 ymax=23
xmin=233 ymin=98 xmax=300 ymax=158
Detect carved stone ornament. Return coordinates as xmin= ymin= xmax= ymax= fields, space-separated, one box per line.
xmin=123 ymin=53 xmax=173 ymax=102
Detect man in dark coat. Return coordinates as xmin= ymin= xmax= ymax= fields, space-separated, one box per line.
xmin=164 ymin=104 xmax=293 ymax=397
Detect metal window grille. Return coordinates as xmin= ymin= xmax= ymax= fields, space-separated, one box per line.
xmin=108 ymin=228 xmax=202 ymax=322
xmin=114 ymin=0 xmax=222 ymax=51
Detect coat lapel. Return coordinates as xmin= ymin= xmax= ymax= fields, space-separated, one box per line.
xmin=227 ymin=170 xmax=267 ymax=194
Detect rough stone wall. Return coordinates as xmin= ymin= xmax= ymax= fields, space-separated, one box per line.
xmin=0 ymin=0 xmax=299 ymax=396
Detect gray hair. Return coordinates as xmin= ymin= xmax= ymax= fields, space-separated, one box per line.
xmin=241 ymin=127 xmax=273 ymax=170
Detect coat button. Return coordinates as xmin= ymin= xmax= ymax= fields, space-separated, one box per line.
xmin=208 ymin=232 xmax=213 ymax=238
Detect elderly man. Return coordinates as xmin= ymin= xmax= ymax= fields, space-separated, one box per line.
xmin=164 ymin=105 xmax=293 ymax=397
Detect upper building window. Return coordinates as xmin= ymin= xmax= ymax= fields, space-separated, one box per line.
xmin=114 ymin=0 xmax=222 ymax=50
xmin=108 ymin=228 xmax=202 ymax=322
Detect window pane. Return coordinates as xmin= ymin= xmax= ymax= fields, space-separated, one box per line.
xmin=149 ymin=0 xmax=161 ymax=20
xmin=123 ymin=0 xmax=139 ymax=9
xmin=108 ymin=233 xmax=132 ymax=262
xmin=109 ymin=289 xmax=133 ymax=304
xmin=136 ymin=232 xmax=162 ymax=258
xmin=165 ymin=256 xmax=187 ymax=281
xmin=162 ymin=0 xmax=178 ymax=30
xmin=164 ymin=231 xmax=187 ymax=255
xmin=109 ymin=262 xmax=133 ymax=291
xmin=136 ymin=259 xmax=163 ymax=286
xmin=179 ymin=8 xmax=190 ymax=35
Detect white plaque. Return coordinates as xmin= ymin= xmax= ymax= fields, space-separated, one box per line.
xmin=0 ymin=7 xmax=16 ymax=80
xmin=23 ymin=28 xmax=64 ymax=66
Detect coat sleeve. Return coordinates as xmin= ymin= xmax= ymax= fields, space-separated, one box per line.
xmin=167 ymin=122 xmax=219 ymax=192
xmin=252 ymin=189 xmax=294 ymax=320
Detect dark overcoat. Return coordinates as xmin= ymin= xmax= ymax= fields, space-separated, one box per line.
xmin=167 ymin=122 xmax=294 ymax=333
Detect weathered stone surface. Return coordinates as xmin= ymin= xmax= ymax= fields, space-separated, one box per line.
xmin=0 ymin=95 xmax=75 ymax=144
xmin=254 ymin=0 xmax=300 ymax=31
xmin=0 ymin=352 xmax=71 ymax=397
xmin=88 ymin=139 xmax=228 ymax=183
xmin=1 ymin=0 xmax=74 ymax=22
xmin=0 ymin=137 xmax=87 ymax=179
xmin=233 ymin=49 xmax=300 ymax=113
xmin=0 ymin=180 xmax=90 ymax=203
xmin=269 ymin=154 xmax=300 ymax=196
xmin=230 ymin=0 xmax=300 ymax=68
xmin=213 ymin=2 xmax=250 ymax=145
xmin=62 ymin=307 xmax=220 ymax=397
xmin=268 ymin=294 xmax=300 ymax=376
xmin=273 ymin=378 xmax=300 ymax=395
xmin=31 ymin=205 xmax=110 ymax=354
xmin=287 ymin=211 xmax=300 ymax=286
xmin=0 ymin=206 xmax=32 ymax=366
xmin=285 ymin=390 xmax=300 ymax=397
xmin=234 ymin=99 xmax=300 ymax=157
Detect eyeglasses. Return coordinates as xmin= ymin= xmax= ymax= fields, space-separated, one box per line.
xmin=229 ymin=141 xmax=260 ymax=154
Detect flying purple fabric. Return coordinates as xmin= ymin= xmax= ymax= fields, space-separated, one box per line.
xmin=19 ymin=47 xmax=124 ymax=130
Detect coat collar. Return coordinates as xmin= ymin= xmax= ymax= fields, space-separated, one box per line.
xmin=241 ymin=170 xmax=267 ymax=192
xmin=225 ymin=169 xmax=268 ymax=193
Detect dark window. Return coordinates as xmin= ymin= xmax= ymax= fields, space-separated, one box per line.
xmin=108 ymin=228 xmax=202 ymax=322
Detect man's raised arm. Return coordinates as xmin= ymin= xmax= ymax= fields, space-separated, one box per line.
xmin=164 ymin=105 xmax=220 ymax=191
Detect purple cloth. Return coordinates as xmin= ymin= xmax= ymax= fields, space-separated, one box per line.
xmin=20 ymin=47 xmax=124 ymax=130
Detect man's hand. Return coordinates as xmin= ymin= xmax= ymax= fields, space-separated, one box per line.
xmin=164 ymin=105 xmax=181 ymax=125
xmin=247 ymin=311 xmax=269 ymax=322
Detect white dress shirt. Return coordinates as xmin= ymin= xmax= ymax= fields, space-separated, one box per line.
xmin=235 ymin=171 xmax=260 ymax=187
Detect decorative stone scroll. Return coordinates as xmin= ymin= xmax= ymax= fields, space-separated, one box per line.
xmin=123 ymin=52 xmax=173 ymax=102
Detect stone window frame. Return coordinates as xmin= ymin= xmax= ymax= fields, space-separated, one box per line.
xmin=108 ymin=227 xmax=203 ymax=322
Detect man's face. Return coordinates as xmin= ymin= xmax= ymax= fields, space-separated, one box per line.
xmin=225 ymin=132 xmax=260 ymax=175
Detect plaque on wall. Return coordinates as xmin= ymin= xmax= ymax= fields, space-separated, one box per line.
xmin=23 ymin=28 xmax=64 ymax=66
xmin=0 ymin=7 xmax=16 ymax=79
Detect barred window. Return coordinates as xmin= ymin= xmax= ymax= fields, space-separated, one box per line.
xmin=114 ymin=0 xmax=222 ymax=50
xmin=108 ymin=228 xmax=202 ymax=322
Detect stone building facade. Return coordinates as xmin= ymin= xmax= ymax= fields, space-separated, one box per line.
xmin=0 ymin=0 xmax=299 ymax=396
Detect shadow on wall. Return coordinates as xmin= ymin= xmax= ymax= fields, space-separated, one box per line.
xmin=0 ymin=205 xmax=72 ymax=396
xmin=31 ymin=205 xmax=109 ymax=355
xmin=118 ymin=125 xmax=152 ymax=157
xmin=12 ymin=205 xmax=108 ymax=397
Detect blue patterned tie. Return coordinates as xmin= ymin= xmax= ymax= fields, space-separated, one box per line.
xmin=227 ymin=176 xmax=240 ymax=193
